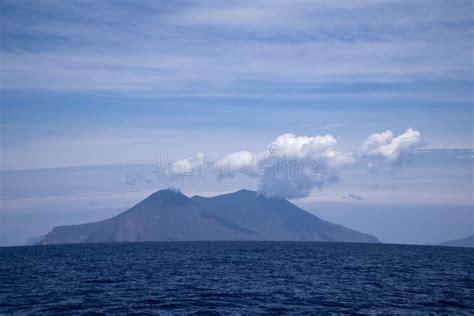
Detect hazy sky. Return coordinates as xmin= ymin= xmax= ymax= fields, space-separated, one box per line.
xmin=0 ymin=0 xmax=473 ymax=245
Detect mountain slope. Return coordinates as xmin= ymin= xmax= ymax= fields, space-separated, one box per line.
xmin=437 ymin=234 xmax=474 ymax=248
xmin=192 ymin=189 xmax=380 ymax=243
xmin=40 ymin=190 xmax=255 ymax=245
xmin=40 ymin=189 xmax=380 ymax=245
xmin=24 ymin=234 xmax=46 ymax=246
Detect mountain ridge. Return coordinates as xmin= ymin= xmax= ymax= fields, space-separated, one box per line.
xmin=192 ymin=189 xmax=379 ymax=243
xmin=39 ymin=189 xmax=380 ymax=245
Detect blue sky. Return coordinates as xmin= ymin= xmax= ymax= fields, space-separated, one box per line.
xmin=0 ymin=0 xmax=473 ymax=245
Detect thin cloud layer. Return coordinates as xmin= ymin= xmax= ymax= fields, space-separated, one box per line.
xmin=1 ymin=1 xmax=472 ymax=101
xmin=168 ymin=130 xmax=423 ymax=199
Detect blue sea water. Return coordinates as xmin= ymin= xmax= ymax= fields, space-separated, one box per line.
xmin=0 ymin=242 xmax=473 ymax=314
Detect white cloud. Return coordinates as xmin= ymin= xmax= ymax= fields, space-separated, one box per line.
xmin=170 ymin=152 xmax=207 ymax=176
xmin=215 ymin=151 xmax=257 ymax=178
xmin=255 ymin=133 xmax=350 ymax=198
xmin=270 ymin=133 xmax=336 ymax=157
xmin=168 ymin=129 xmax=424 ymax=199
xmin=268 ymin=133 xmax=355 ymax=168
xmin=359 ymin=128 xmax=424 ymax=167
xmin=169 ymin=133 xmax=354 ymax=199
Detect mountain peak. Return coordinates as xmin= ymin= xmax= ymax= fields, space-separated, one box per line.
xmin=143 ymin=189 xmax=192 ymax=205
xmin=151 ymin=188 xmax=184 ymax=196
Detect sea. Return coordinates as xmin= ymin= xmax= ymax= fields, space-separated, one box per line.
xmin=1 ymin=242 xmax=473 ymax=314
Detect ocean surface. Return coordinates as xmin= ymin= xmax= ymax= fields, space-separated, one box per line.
xmin=1 ymin=242 xmax=473 ymax=314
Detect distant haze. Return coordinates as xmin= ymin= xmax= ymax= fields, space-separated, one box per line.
xmin=0 ymin=1 xmax=472 ymax=247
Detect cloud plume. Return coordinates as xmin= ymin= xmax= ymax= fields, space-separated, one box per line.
xmin=209 ymin=133 xmax=353 ymax=199
xmin=167 ymin=130 xmax=422 ymax=199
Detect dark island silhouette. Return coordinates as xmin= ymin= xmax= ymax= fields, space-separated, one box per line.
xmin=38 ymin=189 xmax=380 ymax=245
xmin=437 ymin=234 xmax=474 ymax=248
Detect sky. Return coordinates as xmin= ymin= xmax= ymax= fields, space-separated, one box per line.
xmin=0 ymin=0 xmax=473 ymax=246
